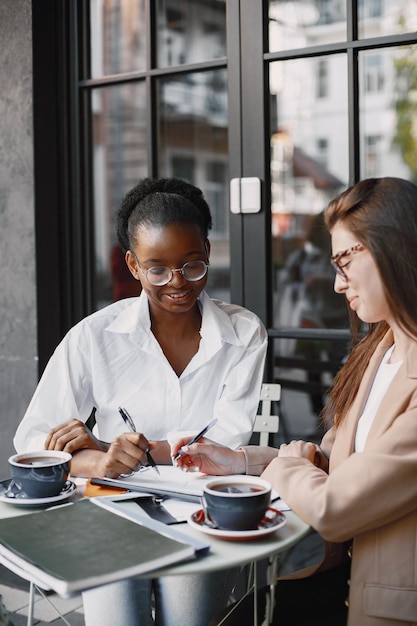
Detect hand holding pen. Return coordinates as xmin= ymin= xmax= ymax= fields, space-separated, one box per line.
xmin=174 ymin=418 xmax=218 ymax=460
xmin=118 ymin=407 xmax=160 ymax=475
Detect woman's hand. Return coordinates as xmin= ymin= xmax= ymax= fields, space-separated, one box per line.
xmin=278 ymin=440 xmax=323 ymax=466
xmin=171 ymin=437 xmax=246 ymax=475
xmin=45 ymin=419 xmax=109 ymax=453
xmin=69 ymin=431 xmax=157 ymax=478
xmin=94 ymin=432 xmax=154 ymax=478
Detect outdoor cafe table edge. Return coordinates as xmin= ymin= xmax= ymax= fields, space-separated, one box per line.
xmin=0 ymin=495 xmax=310 ymax=580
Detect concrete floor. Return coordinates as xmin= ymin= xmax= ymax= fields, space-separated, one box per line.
xmin=0 ymin=574 xmax=84 ymax=625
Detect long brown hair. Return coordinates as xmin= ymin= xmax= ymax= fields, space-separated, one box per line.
xmin=322 ymin=177 xmax=417 ymax=428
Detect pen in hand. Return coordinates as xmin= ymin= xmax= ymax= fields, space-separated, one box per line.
xmin=118 ymin=407 xmax=160 ymax=475
xmin=174 ymin=417 xmax=218 ymax=460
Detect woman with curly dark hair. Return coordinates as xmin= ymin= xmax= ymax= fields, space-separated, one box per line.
xmin=14 ymin=177 xmax=267 ymax=625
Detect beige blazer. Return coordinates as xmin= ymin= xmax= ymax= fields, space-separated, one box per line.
xmin=262 ymin=330 xmax=417 ymax=625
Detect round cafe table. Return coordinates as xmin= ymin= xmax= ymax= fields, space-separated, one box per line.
xmin=0 ymin=489 xmax=310 ymax=626
xmin=149 ymin=509 xmax=309 ymax=577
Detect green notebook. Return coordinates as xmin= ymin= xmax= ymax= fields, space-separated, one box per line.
xmin=0 ymin=499 xmax=196 ymax=597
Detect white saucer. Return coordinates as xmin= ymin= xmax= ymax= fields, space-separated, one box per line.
xmin=0 ymin=480 xmax=77 ymax=507
xmin=188 ymin=507 xmax=286 ymax=541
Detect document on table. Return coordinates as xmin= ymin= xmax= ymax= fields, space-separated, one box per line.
xmin=90 ymin=465 xmax=221 ymax=501
xmin=91 ymin=465 xmax=287 ymax=510
xmin=93 ymin=491 xmax=200 ymax=525
xmin=270 ymin=497 xmax=290 ymax=512
xmin=92 ymin=493 xmax=209 ymax=554
xmin=161 ymin=497 xmax=202 ymax=521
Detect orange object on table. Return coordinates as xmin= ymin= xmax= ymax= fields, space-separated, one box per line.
xmin=84 ymin=478 xmax=127 ymax=497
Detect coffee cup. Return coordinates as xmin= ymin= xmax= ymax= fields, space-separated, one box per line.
xmin=202 ymin=476 xmax=271 ymax=531
xmin=8 ymin=451 xmax=72 ymax=499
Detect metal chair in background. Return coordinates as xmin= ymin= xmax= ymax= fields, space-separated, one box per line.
xmin=253 ymin=383 xmax=281 ymax=447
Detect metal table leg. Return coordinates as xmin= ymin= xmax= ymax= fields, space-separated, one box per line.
xmin=27 ymin=582 xmax=35 ymax=626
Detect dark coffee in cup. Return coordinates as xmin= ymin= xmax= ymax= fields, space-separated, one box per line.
xmin=8 ymin=451 xmax=72 ymax=499
xmin=16 ymin=456 xmax=65 ymax=466
xmin=208 ymin=483 xmax=263 ymax=493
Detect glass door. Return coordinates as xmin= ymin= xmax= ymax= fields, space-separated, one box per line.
xmin=263 ymin=0 xmax=417 ymax=436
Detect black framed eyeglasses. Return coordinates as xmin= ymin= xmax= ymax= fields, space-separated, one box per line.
xmin=330 ymin=243 xmax=364 ymax=280
xmin=133 ymin=253 xmax=209 ymax=286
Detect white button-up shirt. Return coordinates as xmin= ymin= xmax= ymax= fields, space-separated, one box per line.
xmin=14 ymin=291 xmax=268 ymax=453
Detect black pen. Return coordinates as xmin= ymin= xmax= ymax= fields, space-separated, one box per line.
xmin=174 ymin=417 xmax=218 ymax=460
xmin=118 ymin=407 xmax=160 ymax=475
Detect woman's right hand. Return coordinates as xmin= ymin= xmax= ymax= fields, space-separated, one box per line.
xmin=94 ymin=432 xmax=155 ymax=478
xmin=171 ymin=438 xmax=246 ymax=476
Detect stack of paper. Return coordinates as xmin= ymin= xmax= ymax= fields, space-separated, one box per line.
xmin=91 ymin=465 xmax=217 ymax=501
xmin=91 ymin=465 xmax=284 ymax=505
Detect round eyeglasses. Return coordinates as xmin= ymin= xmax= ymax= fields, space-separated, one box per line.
xmin=330 ymin=243 xmax=364 ymax=281
xmin=133 ymin=254 xmax=209 ymax=286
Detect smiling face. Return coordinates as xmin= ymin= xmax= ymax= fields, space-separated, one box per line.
xmin=331 ymin=223 xmax=392 ymax=325
xmin=125 ymin=222 xmax=210 ymax=318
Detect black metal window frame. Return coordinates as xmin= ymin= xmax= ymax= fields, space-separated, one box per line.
xmin=261 ymin=2 xmax=417 ymax=379
xmin=32 ymin=0 xmax=417 ymax=377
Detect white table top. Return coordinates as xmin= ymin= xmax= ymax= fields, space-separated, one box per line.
xmin=150 ymin=509 xmax=310 ymax=576
xmin=0 ymin=487 xmax=310 ymax=578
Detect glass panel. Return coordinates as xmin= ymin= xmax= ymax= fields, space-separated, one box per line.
xmin=359 ymin=0 xmax=417 ymax=39
xmin=359 ymin=45 xmax=417 ymax=180
xmin=269 ymin=0 xmax=347 ymax=53
xmin=91 ymin=83 xmax=148 ymax=308
xmin=270 ymin=55 xmax=350 ymax=423
xmin=90 ymin=0 xmax=146 ymax=78
xmin=156 ymin=0 xmax=226 ymax=67
xmin=158 ymin=69 xmax=230 ymax=301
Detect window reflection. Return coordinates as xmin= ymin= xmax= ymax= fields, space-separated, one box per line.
xmin=89 ymin=0 xmax=146 ymax=78
xmin=270 ymin=129 xmax=347 ymax=326
xmin=269 ymin=54 xmax=349 ymax=415
xmin=158 ymin=70 xmax=229 ymax=300
xmin=363 ymin=54 xmax=384 ymax=93
xmin=156 ymin=0 xmax=226 ymax=67
xmin=360 ymin=45 xmax=417 ymax=179
xmin=316 ymin=59 xmax=329 ymax=98
xmin=392 ymin=45 xmax=417 ymax=180
xmin=91 ymin=83 xmax=147 ymax=307
xmin=268 ymin=0 xmax=347 ymax=52
xmin=269 ymin=0 xmax=417 ymax=51
xmin=268 ymin=3 xmax=417 ymax=421
xmin=316 ymin=0 xmax=346 ymax=24
xmin=269 ymin=54 xmax=348 ymax=332
xmin=358 ymin=0 xmax=417 ymax=39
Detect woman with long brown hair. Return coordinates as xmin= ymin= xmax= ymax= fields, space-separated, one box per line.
xmin=173 ymin=177 xmax=417 ymax=625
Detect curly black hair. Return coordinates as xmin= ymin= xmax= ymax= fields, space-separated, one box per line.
xmin=117 ymin=177 xmax=213 ymax=252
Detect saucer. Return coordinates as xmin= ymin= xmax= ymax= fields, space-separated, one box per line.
xmin=188 ymin=507 xmax=286 ymax=541
xmin=0 ymin=479 xmax=77 ymax=507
